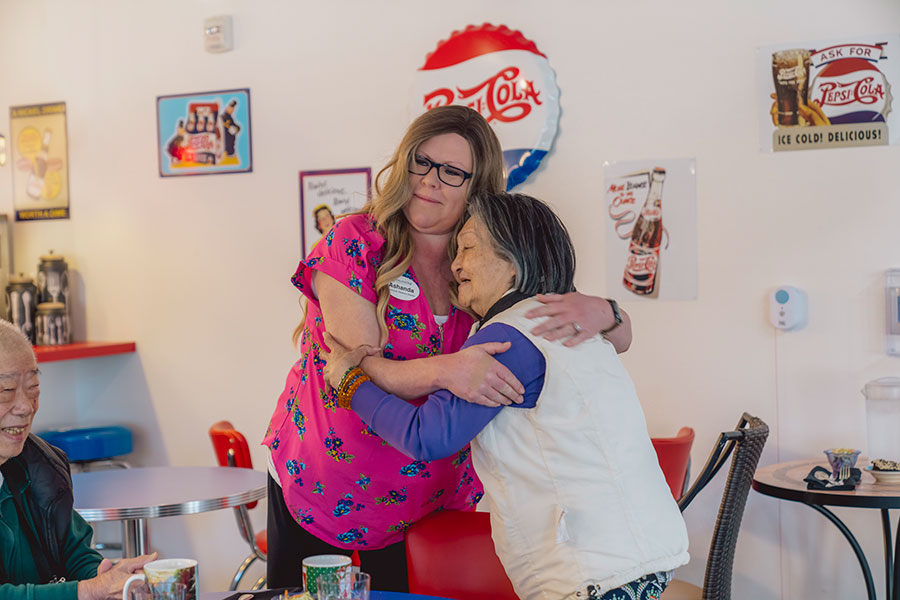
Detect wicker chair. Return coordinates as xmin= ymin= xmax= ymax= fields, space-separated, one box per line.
xmin=662 ymin=413 xmax=769 ymax=600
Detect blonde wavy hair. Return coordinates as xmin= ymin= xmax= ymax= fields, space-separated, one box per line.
xmin=293 ymin=105 xmax=505 ymax=346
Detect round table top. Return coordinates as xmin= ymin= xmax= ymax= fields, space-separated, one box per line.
xmin=199 ymin=592 xmax=451 ymax=600
xmin=753 ymin=459 xmax=900 ymax=509
xmin=73 ymin=466 xmax=267 ymax=521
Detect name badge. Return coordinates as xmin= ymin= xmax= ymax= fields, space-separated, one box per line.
xmin=389 ymin=275 xmax=420 ymax=301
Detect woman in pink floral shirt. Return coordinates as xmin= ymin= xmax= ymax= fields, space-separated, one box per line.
xmin=263 ymin=106 xmax=632 ymax=591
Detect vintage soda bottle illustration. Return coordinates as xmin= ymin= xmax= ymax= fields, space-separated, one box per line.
xmin=26 ymin=129 xmax=52 ymax=199
xmin=623 ymin=167 xmax=665 ymax=296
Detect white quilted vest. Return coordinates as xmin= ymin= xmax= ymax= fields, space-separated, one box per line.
xmin=471 ymin=298 xmax=689 ymax=600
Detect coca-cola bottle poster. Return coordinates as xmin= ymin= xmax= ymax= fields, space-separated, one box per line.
xmin=8 ymin=102 xmax=70 ymax=221
xmin=758 ymin=34 xmax=899 ymax=152
xmin=604 ymin=158 xmax=698 ymax=301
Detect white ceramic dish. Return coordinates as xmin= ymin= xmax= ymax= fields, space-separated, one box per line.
xmin=866 ymin=466 xmax=900 ymax=484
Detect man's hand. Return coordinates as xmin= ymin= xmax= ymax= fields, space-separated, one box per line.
xmin=77 ymin=553 xmax=157 ymax=600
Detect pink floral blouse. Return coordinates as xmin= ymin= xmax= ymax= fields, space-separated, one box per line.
xmin=263 ymin=214 xmax=483 ymax=549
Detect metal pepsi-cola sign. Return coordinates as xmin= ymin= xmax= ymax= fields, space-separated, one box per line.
xmin=412 ymin=24 xmax=560 ymax=189
xmin=760 ymin=35 xmax=899 ymax=152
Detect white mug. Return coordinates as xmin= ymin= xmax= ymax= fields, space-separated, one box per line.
xmin=123 ymin=559 xmax=198 ymax=600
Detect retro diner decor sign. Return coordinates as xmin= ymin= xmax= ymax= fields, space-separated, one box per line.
xmin=411 ymin=23 xmax=560 ymax=189
xmin=758 ymin=34 xmax=899 ymax=152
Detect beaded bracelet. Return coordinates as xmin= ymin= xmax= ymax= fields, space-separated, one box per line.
xmin=337 ymin=365 xmax=370 ymax=409
xmin=341 ymin=372 xmax=370 ymax=409
xmin=337 ymin=366 xmax=362 ymax=398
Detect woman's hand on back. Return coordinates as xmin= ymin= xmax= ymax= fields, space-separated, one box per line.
xmin=526 ymin=292 xmax=632 ymax=353
xmin=439 ymin=342 xmax=524 ymax=407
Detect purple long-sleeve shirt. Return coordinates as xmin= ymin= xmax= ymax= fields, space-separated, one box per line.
xmin=351 ymin=322 xmax=546 ymax=461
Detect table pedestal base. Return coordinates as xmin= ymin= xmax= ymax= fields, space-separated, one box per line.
xmin=121 ymin=518 xmax=150 ymax=558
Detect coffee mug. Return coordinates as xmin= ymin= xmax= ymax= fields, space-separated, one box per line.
xmin=302 ymin=554 xmax=352 ymax=599
xmin=124 ymin=559 xmax=198 ymax=600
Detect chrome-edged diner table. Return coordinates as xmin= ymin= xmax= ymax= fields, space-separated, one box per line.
xmin=73 ymin=466 xmax=267 ymax=558
xmin=753 ymin=459 xmax=900 ymax=600
xmin=200 ymin=592 xmax=453 ymax=600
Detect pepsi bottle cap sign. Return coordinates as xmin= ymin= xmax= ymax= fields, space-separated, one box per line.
xmin=412 ymin=23 xmax=560 ymax=190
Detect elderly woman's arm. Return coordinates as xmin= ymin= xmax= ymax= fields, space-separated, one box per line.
xmin=527 ymin=293 xmax=632 ymax=353
xmin=315 ymin=271 xmax=524 ymax=406
xmin=323 ymin=324 xmax=545 ymax=461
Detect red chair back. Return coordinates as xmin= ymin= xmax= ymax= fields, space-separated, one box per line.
xmin=651 ymin=426 xmax=695 ymax=500
xmin=406 ymin=510 xmax=518 ymax=600
xmin=209 ymin=420 xmax=257 ymax=509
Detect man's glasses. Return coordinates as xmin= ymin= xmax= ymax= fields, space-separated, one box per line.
xmin=408 ymin=155 xmax=472 ymax=188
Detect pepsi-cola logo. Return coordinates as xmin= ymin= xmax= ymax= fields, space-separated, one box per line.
xmin=423 ymin=67 xmax=543 ymax=123
xmin=777 ymin=66 xmax=805 ymax=85
xmin=412 ymin=23 xmax=560 ymax=190
xmin=814 ymin=76 xmax=884 ymax=106
xmin=625 ymin=253 xmax=658 ymax=273
xmin=809 ymin=57 xmax=890 ymax=123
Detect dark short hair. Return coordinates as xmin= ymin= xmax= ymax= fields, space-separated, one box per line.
xmin=465 ymin=192 xmax=576 ymax=296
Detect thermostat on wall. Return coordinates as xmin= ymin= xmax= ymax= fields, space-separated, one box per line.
xmin=769 ymin=286 xmax=807 ymax=330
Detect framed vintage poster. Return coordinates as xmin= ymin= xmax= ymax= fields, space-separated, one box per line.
xmin=299 ymin=168 xmax=371 ymax=257
xmin=156 ymin=88 xmax=252 ymax=176
xmin=9 ymin=102 xmax=70 ymax=220
xmin=603 ymin=158 xmax=698 ymax=301
xmin=757 ymin=34 xmax=899 ymax=152
xmin=0 ymin=214 xmax=11 ymax=318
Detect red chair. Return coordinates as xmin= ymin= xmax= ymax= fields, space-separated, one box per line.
xmin=209 ymin=421 xmax=267 ymax=590
xmin=651 ymin=427 xmax=695 ymax=500
xmin=406 ymin=510 xmax=519 ymax=600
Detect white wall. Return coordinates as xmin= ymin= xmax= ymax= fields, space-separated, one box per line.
xmin=2 ymin=0 xmax=900 ymax=597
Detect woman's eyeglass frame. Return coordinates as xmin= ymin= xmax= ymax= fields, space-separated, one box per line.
xmin=408 ymin=155 xmax=473 ymax=188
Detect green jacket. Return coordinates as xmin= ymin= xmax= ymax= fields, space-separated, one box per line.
xmin=0 ymin=435 xmax=102 ymax=600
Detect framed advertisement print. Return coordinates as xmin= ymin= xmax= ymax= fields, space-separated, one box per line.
xmin=156 ymin=88 xmax=252 ymax=176
xmin=0 ymin=214 xmax=11 ymax=318
xmin=299 ymin=168 xmax=371 ymax=257
xmin=9 ymin=102 xmax=70 ymax=220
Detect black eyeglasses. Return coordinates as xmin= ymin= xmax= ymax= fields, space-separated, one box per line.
xmin=408 ymin=155 xmax=473 ymax=188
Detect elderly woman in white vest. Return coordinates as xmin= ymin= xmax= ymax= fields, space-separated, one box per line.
xmin=323 ymin=191 xmax=689 ymax=600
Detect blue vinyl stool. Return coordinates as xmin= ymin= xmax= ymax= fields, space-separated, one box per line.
xmin=37 ymin=425 xmax=133 ymax=472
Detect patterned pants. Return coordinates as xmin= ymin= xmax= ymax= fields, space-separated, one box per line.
xmin=580 ymin=571 xmax=670 ymax=600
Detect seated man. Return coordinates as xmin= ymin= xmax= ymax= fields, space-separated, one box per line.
xmin=0 ymin=320 xmax=156 ymax=600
